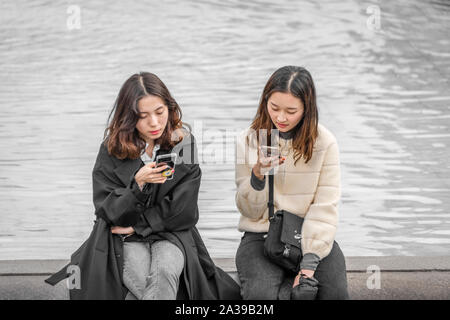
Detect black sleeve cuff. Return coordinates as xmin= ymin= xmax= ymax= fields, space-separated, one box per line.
xmin=300 ymin=253 xmax=321 ymax=271
xmin=131 ymin=179 xmax=150 ymax=203
xmin=144 ymin=206 xmax=165 ymax=234
xmin=133 ymin=214 xmax=152 ymax=237
xmin=129 ymin=163 xmax=153 ymax=204
xmin=250 ymin=169 xmax=266 ymax=191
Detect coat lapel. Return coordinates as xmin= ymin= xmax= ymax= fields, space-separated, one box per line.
xmin=148 ymin=134 xmax=195 ymax=202
xmin=113 ymin=158 xmax=143 ymax=187
xmin=154 ymin=161 xmax=190 ymax=203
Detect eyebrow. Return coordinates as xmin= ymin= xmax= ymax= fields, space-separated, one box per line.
xmin=139 ymin=106 xmax=164 ymax=114
xmin=271 ymin=101 xmax=298 ymax=110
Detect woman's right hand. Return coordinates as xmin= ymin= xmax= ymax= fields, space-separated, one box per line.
xmin=134 ymin=162 xmax=171 ymax=187
xmin=252 ymin=147 xmax=285 ymax=180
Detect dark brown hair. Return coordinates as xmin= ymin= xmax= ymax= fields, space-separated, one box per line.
xmin=250 ymin=66 xmax=319 ymax=164
xmin=103 ymin=72 xmax=184 ymax=160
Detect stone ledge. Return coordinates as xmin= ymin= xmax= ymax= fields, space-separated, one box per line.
xmin=2 ymin=256 xmax=450 ymax=275
xmin=1 ymin=257 xmax=450 ymax=300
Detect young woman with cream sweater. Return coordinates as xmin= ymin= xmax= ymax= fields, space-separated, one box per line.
xmin=235 ymin=66 xmax=349 ymax=300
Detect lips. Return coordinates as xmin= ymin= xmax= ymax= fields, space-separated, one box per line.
xmin=149 ymin=130 xmax=160 ymax=135
xmin=277 ymin=123 xmax=288 ymax=128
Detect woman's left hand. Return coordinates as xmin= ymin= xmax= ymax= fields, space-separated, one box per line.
xmin=111 ymin=226 xmax=135 ymax=235
xmin=293 ymin=269 xmax=315 ymax=288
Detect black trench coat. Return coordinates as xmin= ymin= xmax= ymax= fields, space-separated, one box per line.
xmin=45 ymin=133 xmax=241 ymax=300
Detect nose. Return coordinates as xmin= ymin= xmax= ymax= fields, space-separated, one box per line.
xmin=277 ymin=112 xmax=287 ymax=122
xmin=147 ymin=114 xmax=159 ymax=127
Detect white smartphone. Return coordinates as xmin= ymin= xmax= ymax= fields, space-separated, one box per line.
xmin=259 ymin=145 xmax=281 ymax=175
xmin=260 ymin=145 xmax=280 ymax=158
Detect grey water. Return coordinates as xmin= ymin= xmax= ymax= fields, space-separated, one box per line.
xmin=0 ymin=0 xmax=449 ymax=260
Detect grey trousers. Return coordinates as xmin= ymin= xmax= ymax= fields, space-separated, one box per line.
xmin=236 ymin=232 xmax=349 ymax=300
xmin=122 ymin=240 xmax=184 ymax=300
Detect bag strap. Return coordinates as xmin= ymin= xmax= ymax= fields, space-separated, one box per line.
xmin=268 ymin=168 xmax=274 ymax=220
xmin=267 ymin=135 xmax=275 ymax=220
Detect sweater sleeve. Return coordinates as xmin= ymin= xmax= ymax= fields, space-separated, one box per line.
xmin=235 ymin=131 xmax=268 ymax=220
xmin=301 ymin=142 xmax=341 ymax=260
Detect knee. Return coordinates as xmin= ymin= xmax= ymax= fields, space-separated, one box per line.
xmin=151 ymin=257 xmax=183 ymax=281
xmin=316 ymin=273 xmax=349 ymax=300
xmin=243 ymin=290 xmax=278 ymax=300
xmin=154 ymin=263 xmax=183 ymax=279
xmin=317 ymin=284 xmax=349 ymax=300
xmin=150 ymin=242 xmax=184 ymax=279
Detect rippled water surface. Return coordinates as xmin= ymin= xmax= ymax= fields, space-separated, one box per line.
xmin=0 ymin=0 xmax=449 ymax=259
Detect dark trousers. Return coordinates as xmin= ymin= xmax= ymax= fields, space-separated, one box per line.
xmin=236 ymin=232 xmax=349 ymax=300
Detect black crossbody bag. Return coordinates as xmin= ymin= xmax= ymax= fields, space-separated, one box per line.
xmin=263 ymin=168 xmax=305 ymax=274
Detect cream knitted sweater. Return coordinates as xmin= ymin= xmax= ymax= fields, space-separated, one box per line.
xmin=235 ymin=123 xmax=341 ymax=260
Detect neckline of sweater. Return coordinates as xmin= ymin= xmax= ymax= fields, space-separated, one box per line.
xmin=278 ymin=128 xmax=295 ymax=140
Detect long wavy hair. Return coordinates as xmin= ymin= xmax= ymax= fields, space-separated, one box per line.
xmin=250 ymin=66 xmax=319 ymax=164
xmin=103 ymin=72 xmax=185 ymax=160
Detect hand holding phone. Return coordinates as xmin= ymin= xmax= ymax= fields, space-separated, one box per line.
xmin=135 ymin=162 xmax=169 ymax=186
xmin=254 ymin=145 xmax=285 ymax=177
xmin=156 ymin=153 xmax=177 ymax=180
xmin=259 ymin=146 xmax=280 ymax=165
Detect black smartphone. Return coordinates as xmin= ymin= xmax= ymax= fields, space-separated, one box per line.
xmin=155 ymin=153 xmax=177 ymax=180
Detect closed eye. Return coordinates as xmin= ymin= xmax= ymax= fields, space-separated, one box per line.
xmin=271 ymin=107 xmax=296 ymax=115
